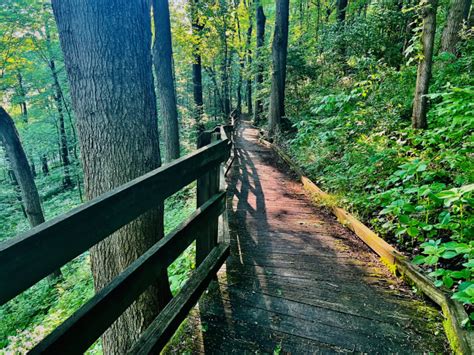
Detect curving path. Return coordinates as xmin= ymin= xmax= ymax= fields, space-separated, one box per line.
xmin=171 ymin=120 xmax=448 ymax=353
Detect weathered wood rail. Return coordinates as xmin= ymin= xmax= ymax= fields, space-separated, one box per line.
xmin=0 ymin=125 xmax=234 ymax=353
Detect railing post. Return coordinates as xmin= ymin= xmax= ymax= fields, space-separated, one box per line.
xmin=196 ymin=131 xmax=221 ymax=265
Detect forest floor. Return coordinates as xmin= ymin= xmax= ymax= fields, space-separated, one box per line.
xmin=166 ymin=119 xmax=449 ymax=353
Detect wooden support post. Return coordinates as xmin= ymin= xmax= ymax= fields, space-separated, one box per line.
xmin=196 ymin=131 xmax=221 ymax=265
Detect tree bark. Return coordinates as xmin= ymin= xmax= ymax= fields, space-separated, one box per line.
xmin=268 ymin=0 xmax=289 ymax=137
xmin=253 ymin=3 xmax=266 ymax=124
xmin=191 ymin=0 xmax=205 ymax=130
xmin=52 ymin=1 xmax=172 ymax=353
xmin=152 ymin=0 xmax=180 ymax=162
xmin=0 ymin=107 xmax=61 ymax=281
xmin=440 ymin=0 xmax=472 ymax=53
xmin=412 ymin=0 xmax=438 ymax=129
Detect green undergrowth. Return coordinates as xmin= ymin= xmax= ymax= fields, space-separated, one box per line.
xmin=0 ymin=169 xmax=198 ymax=352
xmin=278 ymin=43 xmax=474 ymax=325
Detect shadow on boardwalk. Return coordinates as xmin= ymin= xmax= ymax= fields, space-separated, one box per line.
xmin=167 ymin=119 xmax=448 ymax=353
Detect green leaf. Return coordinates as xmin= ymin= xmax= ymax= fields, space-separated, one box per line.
xmin=407 ymin=226 xmax=419 ymax=237
xmin=443 ymin=275 xmax=454 ymax=288
xmin=429 ymin=269 xmax=446 ymax=277
xmin=450 ymin=270 xmax=471 ymax=279
xmin=424 ymin=255 xmax=439 ymax=265
xmin=412 ymin=255 xmax=426 ymax=264
xmin=439 ymin=212 xmax=451 ymax=225
xmin=434 ymin=280 xmax=444 ymax=287
xmin=416 ymin=163 xmax=427 ymax=172
xmin=399 ymin=215 xmax=410 ymax=224
xmin=441 ymin=250 xmax=458 ymax=259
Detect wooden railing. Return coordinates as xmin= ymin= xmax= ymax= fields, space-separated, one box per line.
xmin=0 ymin=125 xmax=234 ymax=354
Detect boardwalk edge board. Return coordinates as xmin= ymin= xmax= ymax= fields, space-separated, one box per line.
xmin=257 ymin=134 xmax=473 ymax=355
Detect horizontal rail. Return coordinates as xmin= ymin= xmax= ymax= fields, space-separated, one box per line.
xmin=129 ymin=243 xmax=230 ymax=354
xmin=0 ymin=139 xmax=231 ymax=305
xmin=30 ymin=192 xmax=226 ymax=354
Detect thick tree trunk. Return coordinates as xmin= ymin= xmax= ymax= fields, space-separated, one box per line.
xmin=268 ymin=0 xmax=290 ymax=137
xmin=152 ymin=0 xmax=180 ymax=162
xmin=412 ymin=0 xmax=437 ymax=129
xmin=253 ymin=3 xmax=266 ymax=124
xmin=0 ymin=107 xmax=61 ymax=281
xmin=440 ymin=0 xmax=472 ymax=53
xmin=52 ymin=1 xmax=172 ymax=353
xmin=191 ymin=0 xmax=204 ymax=130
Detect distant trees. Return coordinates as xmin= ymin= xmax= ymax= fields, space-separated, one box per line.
xmin=191 ymin=0 xmax=205 ymax=130
xmin=441 ymin=0 xmax=472 ymax=53
xmin=412 ymin=0 xmax=438 ymax=129
xmin=152 ymin=0 xmax=180 ymax=162
xmin=253 ymin=2 xmax=266 ymax=124
xmin=268 ymin=0 xmax=290 ymax=137
xmin=44 ymin=12 xmax=72 ymax=189
xmin=0 ymin=107 xmax=61 ymax=280
xmin=52 ymin=0 xmax=172 ymax=353
xmin=337 ymin=0 xmax=349 ymax=22
xmin=245 ymin=14 xmax=253 ymax=116
xmin=0 ymin=107 xmax=44 ymax=229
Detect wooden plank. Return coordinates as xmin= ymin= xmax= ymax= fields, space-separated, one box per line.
xmin=128 ymin=243 xmax=230 ymax=355
xmin=264 ymin=138 xmax=473 ymax=354
xmin=30 ymin=192 xmax=226 ymax=355
xmin=0 ymin=138 xmax=230 ymax=306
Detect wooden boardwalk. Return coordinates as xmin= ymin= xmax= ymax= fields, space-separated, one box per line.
xmin=171 ymin=121 xmax=448 ymax=353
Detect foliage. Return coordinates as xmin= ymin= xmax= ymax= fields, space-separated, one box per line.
xmin=283 ymin=9 xmax=474 ymax=323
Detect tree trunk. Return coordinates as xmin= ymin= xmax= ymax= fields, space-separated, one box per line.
xmin=337 ymin=0 xmax=348 ymax=22
xmin=236 ymin=13 xmax=244 ymax=115
xmin=45 ymin=20 xmax=72 ymax=189
xmin=191 ymin=0 xmax=205 ymax=131
xmin=253 ymin=3 xmax=266 ymax=124
xmin=246 ymin=23 xmax=253 ymax=116
xmin=152 ymin=0 xmax=180 ymax=162
xmin=412 ymin=0 xmax=437 ymax=129
xmin=336 ymin=0 xmax=348 ymax=60
xmin=237 ymin=60 xmax=243 ymax=114
xmin=440 ymin=0 xmax=472 ymax=53
xmin=0 ymin=109 xmax=44 ymax=226
xmin=52 ymin=1 xmax=172 ymax=353
xmin=219 ymin=0 xmax=231 ymax=118
xmin=30 ymin=155 xmax=37 ymax=178
xmin=41 ymin=154 xmax=49 ymax=175
xmin=16 ymin=72 xmax=28 ymax=122
xmin=268 ymin=0 xmax=290 ymax=137
xmin=0 ymin=107 xmax=61 ymax=281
